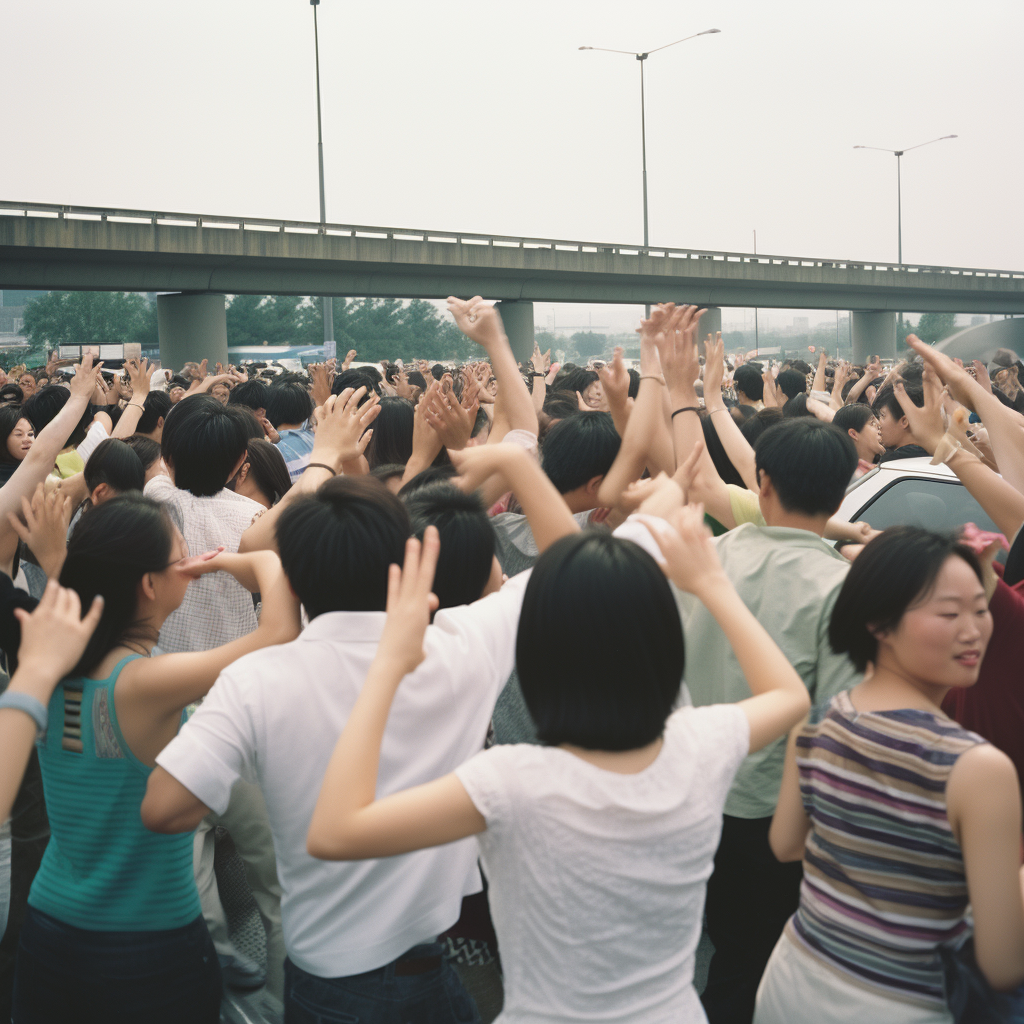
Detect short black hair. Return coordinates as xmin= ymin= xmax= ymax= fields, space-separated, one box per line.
xmin=872 ymin=381 xmax=923 ymax=420
xmin=243 ymin=438 xmax=292 ymax=505
xmin=0 ymin=383 xmax=24 ymax=404
xmin=782 ymin=393 xmax=812 ymax=418
xmin=22 ymin=385 xmax=92 ymax=448
xmin=407 ymin=371 xmax=427 ymax=391
xmin=123 ymin=433 xmax=162 ymax=471
xmin=553 ymin=367 xmax=599 ymax=398
xmin=626 ymin=368 xmax=640 ymax=399
xmin=517 ymin=533 xmax=684 ymax=750
xmin=84 ymin=438 xmax=145 ymax=496
xmin=275 ymin=476 xmax=410 ymax=618
xmin=540 ymin=412 xmax=620 ymax=494
xmin=404 ymin=483 xmax=495 ymax=608
xmin=755 ymin=419 xmax=856 ymax=516
xmin=398 ymin=463 xmax=458 ymax=497
xmin=788 ymin=359 xmax=813 ymax=375
xmin=332 ymin=369 xmax=379 ymax=398
xmin=365 ymin=397 xmax=415 ymax=470
xmin=430 ymin=364 xmax=446 ymax=381
xmin=161 ymin=395 xmax=250 ymax=496
xmin=776 ymin=368 xmax=808 ymax=401
xmin=265 ymin=382 xmax=314 ymax=428
xmin=541 ymin=392 xmax=581 ymax=421
xmin=832 ymin=404 xmax=877 ymax=435
xmin=229 ymin=379 xmax=271 ymax=413
xmin=829 ymin=527 xmax=984 ymax=672
xmin=733 ymin=364 xmax=764 ymax=402
xmin=137 ymin=391 xmax=171 ymax=435
xmin=740 ymin=407 xmax=783 ymax=447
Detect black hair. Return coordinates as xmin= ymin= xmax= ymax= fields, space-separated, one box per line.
xmin=754 ymin=419 xmax=857 ymax=516
xmin=700 ymin=414 xmax=745 ymax=487
xmin=832 ymin=404 xmax=877 ymax=436
xmin=789 ymin=359 xmax=813 ymax=375
xmin=332 ymin=368 xmax=380 ymax=399
xmin=517 ymin=533 xmax=684 ymax=750
xmin=404 ymin=483 xmax=496 ymax=608
xmin=733 ymin=364 xmax=765 ymax=402
xmin=776 ymin=368 xmax=808 ymax=401
xmin=554 ymin=367 xmax=599 ymax=398
xmin=627 ymin=368 xmax=640 ymax=399
xmin=471 ymin=406 xmax=490 ymax=439
xmin=29 ymin=386 xmax=95 ymax=447
xmin=541 ymin=392 xmax=581 ymax=421
xmin=229 ymin=379 xmax=271 ymax=413
xmin=168 ymin=374 xmax=190 ymax=390
xmin=59 ymin=494 xmax=178 ymax=675
xmin=276 ymin=476 xmax=410 ymax=618
xmin=0 ymin=384 xmax=24 ymax=404
xmin=265 ymin=382 xmax=314 ymax=428
xmin=829 ymin=527 xmax=984 ymax=672
xmin=370 ymin=463 xmax=407 ymax=486
xmin=160 ymin=394 xmax=250 ymax=496
xmin=398 ymin=463 xmax=458 ymax=497
xmin=243 ymin=438 xmax=292 ymax=506
xmin=364 ymin=397 xmax=415 ymax=470
xmin=430 ymin=364 xmax=446 ymax=381
xmin=137 ymin=391 xmax=172 ymax=435
xmin=540 ymin=412 xmax=620 ymax=494
xmin=407 ymin=371 xmax=427 ymax=391
xmin=382 ymin=362 xmax=400 ymax=384
xmin=123 ymin=433 xmax=162 ymax=471
xmin=84 ymin=439 xmax=145 ymax=497
xmin=0 ymin=404 xmax=30 ymax=466
xmin=872 ymin=381 xmax=923 ymax=421
xmin=782 ymin=393 xmax=812 ymax=418
xmin=359 ymin=365 xmax=384 ymax=386
xmin=739 ymin=406 xmax=783 ymax=448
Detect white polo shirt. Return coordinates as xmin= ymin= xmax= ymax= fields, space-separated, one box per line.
xmin=156 ymin=571 xmax=530 ymax=978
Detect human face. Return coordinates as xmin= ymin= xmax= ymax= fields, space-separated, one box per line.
xmin=875 ymin=405 xmax=906 ymax=449
xmin=877 ymin=556 xmax=992 ymax=693
xmin=7 ymin=418 xmax=34 ymax=461
xmin=851 ymin=416 xmax=885 ymax=460
xmin=582 ymin=380 xmax=603 ymax=409
xmin=211 ymin=383 xmax=230 ymax=405
xmin=169 ymin=385 xmax=186 ymax=404
xmin=19 ymin=374 xmax=35 ymax=397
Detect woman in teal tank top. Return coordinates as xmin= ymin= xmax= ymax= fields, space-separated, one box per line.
xmin=13 ymin=493 xmax=300 ymax=1024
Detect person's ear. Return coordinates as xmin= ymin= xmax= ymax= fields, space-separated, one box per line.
xmin=156 ymin=416 xmax=165 ymax=431
xmin=140 ymin=573 xmax=158 ymax=602
xmin=90 ymin=483 xmax=109 ymax=506
xmin=236 ymin=462 xmax=250 ymax=486
xmin=228 ymin=451 xmax=247 ymax=482
xmin=847 ymin=428 xmax=860 ymax=443
xmin=757 ymin=470 xmax=774 ymax=500
xmin=585 ymin=475 xmax=604 ymax=496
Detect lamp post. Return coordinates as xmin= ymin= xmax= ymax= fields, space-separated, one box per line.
xmin=311 ymin=0 xmax=334 ymax=356
xmin=853 ymin=135 xmax=957 ymax=266
xmin=580 ymin=29 xmax=720 ymax=315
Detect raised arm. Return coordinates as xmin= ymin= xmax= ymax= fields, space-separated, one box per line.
xmin=703 ymin=333 xmax=758 ymax=492
xmin=645 ymin=505 xmax=810 ymax=751
xmin=112 ymin=358 xmax=153 ymax=439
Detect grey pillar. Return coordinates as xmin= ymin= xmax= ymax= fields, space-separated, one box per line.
xmin=698 ymin=306 xmax=722 ymax=343
xmin=850 ymin=310 xmax=897 ymax=364
xmin=494 ymin=300 xmax=534 ymax=364
xmin=157 ymin=292 xmax=229 ymax=369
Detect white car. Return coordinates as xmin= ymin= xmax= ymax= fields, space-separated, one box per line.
xmin=834 ymin=457 xmax=1002 ymax=542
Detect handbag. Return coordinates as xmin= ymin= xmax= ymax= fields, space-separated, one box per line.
xmin=941 ymin=937 xmax=1024 ymax=1023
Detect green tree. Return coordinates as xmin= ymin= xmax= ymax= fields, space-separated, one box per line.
xmin=534 ymin=330 xmax=559 ymax=355
xmin=915 ymin=312 xmax=956 ymax=344
xmin=570 ymin=331 xmax=607 ymax=360
xmin=22 ymin=291 xmax=156 ymax=348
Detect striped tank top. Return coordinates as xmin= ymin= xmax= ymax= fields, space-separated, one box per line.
xmin=30 ymin=655 xmax=201 ymax=931
xmin=786 ymin=690 xmax=985 ymax=1009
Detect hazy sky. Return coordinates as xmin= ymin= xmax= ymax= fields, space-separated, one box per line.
xmin=4 ymin=0 xmax=1022 ymax=334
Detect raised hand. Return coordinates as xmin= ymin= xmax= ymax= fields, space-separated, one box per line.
xmin=972 ymin=360 xmax=994 ymax=395
xmin=377 ymin=528 xmax=441 ymax=677
xmin=125 ymin=357 xmax=152 ymax=399
xmin=650 ymin=304 xmax=705 ymax=396
xmin=312 ymin=386 xmax=381 ymax=471
xmin=598 ymin=346 xmax=630 ymax=413
xmin=70 ymin=352 xmax=105 ymax=401
xmin=309 ymin=362 xmax=334 ymax=408
xmin=532 ymin=343 xmax=551 ymax=375
xmin=172 ymin=546 xmax=227 ymax=581
xmin=423 ymin=380 xmax=478 ymax=450
xmin=342 ymin=349 xmax=357 ymax=372
xmin=446 ymin=296 xmax=507 ymax=351
xmin=7 ymin=484 xmax=73 ymax=579
xmin=893 ymin=364 xmax=946 ymax=455
xmin=642 ymin=503 xmax=728 ymax=599
xmin=703 ymin=333 xmax=726 ymax=399
xmin=633 ymin=471 xmax=684 ymax=520
xmin=762 ymin=370 xmax=781 ymax=408
xmin=14 ymin=581 xmax=105 ymax=687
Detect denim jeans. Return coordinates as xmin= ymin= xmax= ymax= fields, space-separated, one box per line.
xmin=13 ymin=906 xmax=222 ymax=1024
xmin=285 ymin=943 xmax=480 ymax=1024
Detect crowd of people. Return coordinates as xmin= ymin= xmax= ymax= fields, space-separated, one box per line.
xmin=0 ymin=297 xmax=1023 ymax=1024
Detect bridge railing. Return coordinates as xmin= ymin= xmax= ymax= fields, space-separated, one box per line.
xmin=2 ymin=200 xmax=1022 ymax=280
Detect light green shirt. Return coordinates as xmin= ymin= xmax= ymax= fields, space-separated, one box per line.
xmin=678 ymin=523 xmax=861 ymax=818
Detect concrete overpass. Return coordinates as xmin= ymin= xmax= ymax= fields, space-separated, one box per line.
xmin=3 ymin=200 xmax=1023 ymax=364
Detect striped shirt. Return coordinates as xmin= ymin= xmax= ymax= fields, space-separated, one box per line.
xmin=275 ymin=428 xmax=315 ymax=482
xmin=787 ymin=690 xmax=985 ymax=1009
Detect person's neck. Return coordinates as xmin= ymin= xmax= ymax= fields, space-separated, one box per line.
xmin=560 ymin=736 xmax=663 ymax=775
xmin=738 ymin=395 xmax=756 ymax=407
xmin=277 ymin=421 xmax=303 ymax=432
xmin=889 ymin=429 xmax=917 ymax=450
xmin=763 ymin=507 xmax=831 ymax=536
xmin=850 ymin=659 xmax=948 ymax=715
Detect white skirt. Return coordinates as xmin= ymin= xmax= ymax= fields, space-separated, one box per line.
xmin=754 ymin=931 xmax=953 ymax=1024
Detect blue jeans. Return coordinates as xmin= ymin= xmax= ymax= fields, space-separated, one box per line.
xmin=13 ymin=906 xmax=222 ymax=1024
xmin=285 ymin=943 xmax=480 ymax=1024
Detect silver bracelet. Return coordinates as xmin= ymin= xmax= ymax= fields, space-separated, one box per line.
xmin=0 ymin=690 xmax=48 ymax=738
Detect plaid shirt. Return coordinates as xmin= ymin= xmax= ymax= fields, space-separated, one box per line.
xmin=146 ymin=476 xmax=263 ymax=653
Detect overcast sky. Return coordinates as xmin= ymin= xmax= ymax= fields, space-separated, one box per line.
xmin=4 ymin=0 xmax=1022 ymax=334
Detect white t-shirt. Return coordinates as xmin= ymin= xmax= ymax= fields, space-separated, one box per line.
xmin=455 ymin=703 xmax=750 ymax=1024
xmin=156 ymin=571 xmax=531 ymax=978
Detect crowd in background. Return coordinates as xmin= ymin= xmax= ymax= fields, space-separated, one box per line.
xmin=0 ymin=298 xmax=1023 ymax=1024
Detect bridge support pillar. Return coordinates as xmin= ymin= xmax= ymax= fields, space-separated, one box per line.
xmin=494 ymin=300 xmax=534 ymax=364
xmin=851 ymin=311 xmax=896 ymax=364
xmin=698 ymin=306 xmax=722 ymax=343
xmin=157 ymin=292 xmax=229 ymax=370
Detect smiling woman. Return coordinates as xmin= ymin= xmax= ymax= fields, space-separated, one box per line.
xmin=0 ymin=405 xmax=35 ymax=484
xmin=759 ymin=527 xmax=1024 ymax=1024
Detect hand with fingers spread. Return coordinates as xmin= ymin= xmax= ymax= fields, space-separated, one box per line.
xmin=310 ymin=387 xmax=381 ymax=472
xmin=124 ymin=357 xmax=152 ymax=401
xmin=409 ymin=382 xmax=445 ymax=471
xmin=650 ymin=304 xmax=705 ymax=398
xmin=70 ymin=353 xmax=105 ymax=402
xmin=762 ymin=370 xmax=782 ymax=408
xmin=641 ymin=503 xmax=729 ymax=599
xmin=703 ymin=333 xmax=727 ymax=405
xmin=446 ymin=296 xmax=508 ymax=352
xmin=531 ymin=343 xmax=551 ymax=376
xmin=423 ymin=380 xmax=478 ymax=451
xmin=904 ymin=335 xmax=988 ymax=414
xmin=7 ymin=484 xmax=73 ymax=579
xmin=377 ymin=528 xmax=441 ymax=677
xmin=171 ymin=546 xmax=228 ymax=582
xmin=893 ymin=365 xmax=946 ymax=455
xmin=309 ymin=362 xmax=335 ymax=408
xmin=598 ymin=346 xmax=630 ymax=416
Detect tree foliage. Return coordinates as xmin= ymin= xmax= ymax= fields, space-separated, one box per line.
xmin=915 ymin=312 xmax=957 ymax=344
xmin=22 ymin=291 xmax=157 ymax=348
xmin=570 ymin=331 xmax=608 ymax=359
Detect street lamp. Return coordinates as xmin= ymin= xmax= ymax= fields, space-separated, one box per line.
xmin=853 ymin=135 xmax=957 ymax=266
xmin=580 ymin=29 xmax=720 ymax=259
xmin=311 ymin=0 xmax=334 ymax=356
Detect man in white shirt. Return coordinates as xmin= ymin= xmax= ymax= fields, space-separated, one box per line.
xmin=142 ymin=476 xmax=528 ymax=1022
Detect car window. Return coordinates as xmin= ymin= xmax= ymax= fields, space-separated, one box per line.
xmin=854 ymin=477 xmax=1005 ymax=557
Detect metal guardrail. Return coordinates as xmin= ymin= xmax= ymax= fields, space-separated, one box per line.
xmin=2 ymin=200 xmax=1022 ymax=282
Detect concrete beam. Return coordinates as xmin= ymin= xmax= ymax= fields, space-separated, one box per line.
xmin=851 ymin=311 xmax=896 ymax=363
xmin=157 ymin=292 xmax=228 ymax=368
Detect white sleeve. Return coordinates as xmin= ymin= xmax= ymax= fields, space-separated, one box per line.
xmin=155 ymin=669 xmax=258 ymax=814
xmin=76 ymin=419 xmax=110 ymax=466
xmin=454 ymin=746 xmax=516 ymax=834
xmin=144 ymin=474 xmax=177 ymax=501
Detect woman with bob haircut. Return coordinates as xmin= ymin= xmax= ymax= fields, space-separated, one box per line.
xmin=759 ymin=527 xmax=1024 ymax=1024
xmin=0 ymin=404 xmax=35 ymax=485
xmin=12 ymin=493 xmax=301 ymax=1024
xmin=307 ymin=504 xmax=811 ymax=1023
